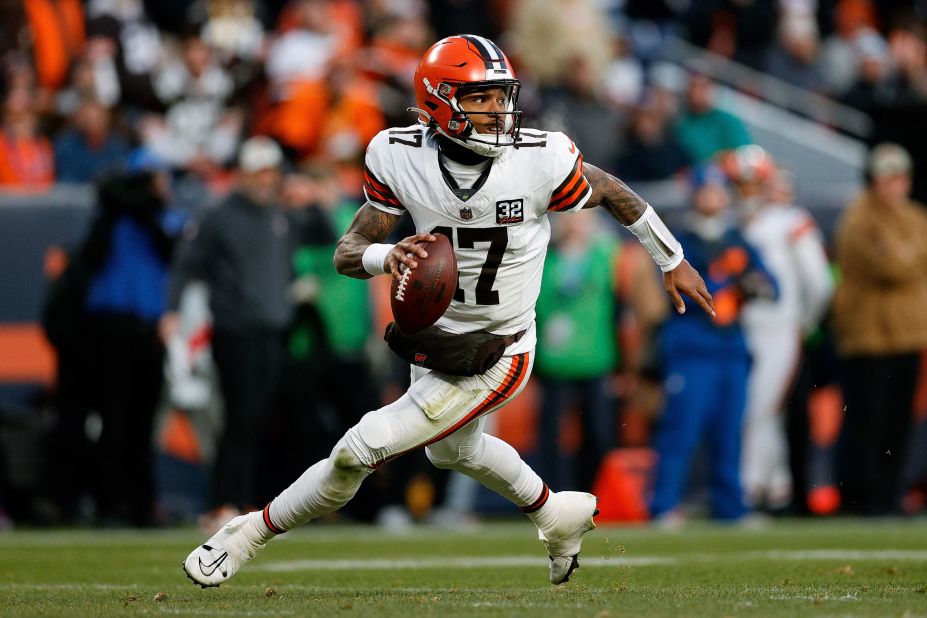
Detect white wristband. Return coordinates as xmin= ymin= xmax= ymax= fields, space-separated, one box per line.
xmin=625 ymin=204 xmax=684 ymax=272
xmin=362 ymin=243 xmax=394 ymax=276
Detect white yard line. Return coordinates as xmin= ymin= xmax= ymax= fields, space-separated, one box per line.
xmin=254 ymin=555 xmax=676 ymax=572
xmin=254 ymin=549 xmax=927 ymax=573
xmin=746 ymin=549 xmax=927 ymax=561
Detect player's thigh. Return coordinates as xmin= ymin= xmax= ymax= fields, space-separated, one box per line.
xmin=347 ymin=353 xmax=530 ymax=467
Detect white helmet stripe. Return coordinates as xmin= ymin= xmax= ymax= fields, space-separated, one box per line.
xmin=475 ymin=35 xmax=503 ymax=61
xmin=462 ymin=34 xmax=506 ymax=71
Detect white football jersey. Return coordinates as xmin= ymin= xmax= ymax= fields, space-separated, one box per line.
xmin=363 ymin=125 xmax=592 ymax=354
xmin=742 ymin=203 xmax=834 ymax=332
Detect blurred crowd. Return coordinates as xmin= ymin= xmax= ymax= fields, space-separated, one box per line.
xmin=0 ymin=0 xmax=926 ymax=529
xmin=1 ymin=0 xmax=927 ymax=194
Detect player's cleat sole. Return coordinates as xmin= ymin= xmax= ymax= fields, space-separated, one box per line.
xmin=182 ymin=512 xmax=268 ymax=588
xmin=538 ymin=492 xmax=599 ymax=585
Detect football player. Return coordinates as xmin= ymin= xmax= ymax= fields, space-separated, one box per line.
xmin=184 ymin=34 xmax=714 ymax=588
xmin=721 ymin=145 xmax=834 ymax=511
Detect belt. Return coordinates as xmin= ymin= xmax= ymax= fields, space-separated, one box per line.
xmin=501 ymin=329 xmax=527 ymax=347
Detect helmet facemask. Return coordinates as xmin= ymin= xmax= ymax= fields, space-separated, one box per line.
xmin=414 ymin=78 xmax=523 ymax=158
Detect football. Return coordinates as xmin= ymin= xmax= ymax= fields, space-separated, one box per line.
xmin=390 ymin=233 xmax=457 ymax=334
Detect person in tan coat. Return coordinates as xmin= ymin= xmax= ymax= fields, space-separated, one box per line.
xmin=833 ymin=142 xmax=927 ymax=515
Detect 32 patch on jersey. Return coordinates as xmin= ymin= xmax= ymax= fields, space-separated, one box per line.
xmin=496 ymin=199 xmax=524 ymax=224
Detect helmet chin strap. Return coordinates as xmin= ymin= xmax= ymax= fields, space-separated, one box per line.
xmin=407 ymin=106 xmax=509 ymax=158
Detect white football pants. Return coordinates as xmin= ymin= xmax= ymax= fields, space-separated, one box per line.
xmin=265 ymin=352 xmax=550 ymax=532
xmin=741 ymin=325 xmax=802 ymax=508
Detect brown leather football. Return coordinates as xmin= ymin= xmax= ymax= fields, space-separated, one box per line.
xmin=390 ymin=233 xmax=457 ymax=334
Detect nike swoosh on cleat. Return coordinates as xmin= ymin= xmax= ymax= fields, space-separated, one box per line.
xmin=198 ymin=549 xmax=229 ymax=577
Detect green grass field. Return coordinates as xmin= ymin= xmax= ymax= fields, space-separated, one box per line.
xmin=1 ymin=518 xmax=926 ymax=617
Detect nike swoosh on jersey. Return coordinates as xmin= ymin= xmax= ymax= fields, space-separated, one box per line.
xmin=198 ymin=547 xmax=229 ymax=577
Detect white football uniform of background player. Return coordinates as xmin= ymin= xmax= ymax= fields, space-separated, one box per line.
xmin=740 ymin=203 xmax=834 ymax=508
xmin=265 ymin=125 xmax=594 ymax=531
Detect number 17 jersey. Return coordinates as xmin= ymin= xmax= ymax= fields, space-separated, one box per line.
xmin=363 ymin=125 xmax=592 ymax=353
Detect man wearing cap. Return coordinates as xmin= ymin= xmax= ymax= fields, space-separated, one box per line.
xmin=164 ymin=136 xmax=333 ymax=527
xmin=833 ymin=142 xmax=927 ymax=515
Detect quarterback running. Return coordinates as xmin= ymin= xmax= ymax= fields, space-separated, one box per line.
xmin=183 ymin=34 xmax=714 ymax=587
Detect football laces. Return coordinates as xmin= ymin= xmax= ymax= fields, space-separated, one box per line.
xmin=394 ymin=263 xmax=412 ymax=302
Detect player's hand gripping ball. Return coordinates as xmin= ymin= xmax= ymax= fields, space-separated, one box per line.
xmin=390 ymin=233 xmax=457 ymax=334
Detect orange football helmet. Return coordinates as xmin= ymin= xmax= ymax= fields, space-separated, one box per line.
xmin=411 ymin=35 xmax=522 ymax=157
xmin=720 ymin=145 xmax=777 ymax=185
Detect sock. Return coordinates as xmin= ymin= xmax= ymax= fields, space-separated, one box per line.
xmin=247 ymin=510 xmax=276 ymax=545
xmin=525 ymin=490 xmax=559 ymax=533
xmin=449 ymin=433 xmax=548 ymax=514
xmin=266 ymin=445 xmax=372 ymax=532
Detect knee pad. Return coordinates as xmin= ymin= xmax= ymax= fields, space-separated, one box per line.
xmin=341 ymin=410 xmax=397 ymax=468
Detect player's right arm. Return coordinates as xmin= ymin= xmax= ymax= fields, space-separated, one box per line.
xmin=333 ymin=203 xmax=435 ymax=280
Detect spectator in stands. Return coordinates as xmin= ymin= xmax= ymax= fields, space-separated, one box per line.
xmin=615 ymin=93 xmax=691 ymax=182
xmin=602 ymin=27 xmax=644 ymax=110
xmin=685 ymin=0 xmax=777 ymax=70
xmin=535 ymin=209 xmax=666 ymax=492
xmin=260 ymin=0 xmax=359 ymax=156
xmin=54 ymin=98 xmax=129 ymax=182
xmin=142 ymin=32 xmax=241 ymax=173
xmin=55 ymin=56 xmax=119 ymax=118
xmin=354 ymin=9 xmax=431 ymax=128
xmin=764 ymin=12 xmax=824 ymax=92
xmin=316 ymin=61 xmax=386 ymax=165
xmin=841 ymin=31 xmax=895 ymax=111
xmin=509 ymin=0 xmax=611 ymax=88
xmin=647 ymin=62 xmax=685 ymax=126
xmin=674 ymin=69 xmax=751 ymax=163
xmin=833 ymin=143 xmax=927 ymax=515
xmin=84 ymin=0 xmax=164 ymax=111
xmin=195 ymin=0 xmax=265 ymax=68
xmin=819 ymin=0 xmax=881 ymax=97
xmin=840 ymin=25 xmax=927 ymax=113
xmin=81 ymin=152 xmax=182 ymax=526
xmin=649 ymin=165 xmax=776 ymax=525
xmin=164 ymin=137 xmax=333 ymax=530
xmin=541 ymin=55 xmax=626 ymax=169
xmin=885 ymin=25 xmax=927 ymax=104
xmin=0 ymin=87 xmax=54 ymax=190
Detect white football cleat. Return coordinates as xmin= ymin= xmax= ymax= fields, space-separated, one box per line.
xmin=183 ymin=512 xmax=268 ymax=587
xmin=537 ymin=491 xmax=599 ymax=585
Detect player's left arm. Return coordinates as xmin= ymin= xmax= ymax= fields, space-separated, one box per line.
xmin=583 ymin=162 xmax=715 ymax=317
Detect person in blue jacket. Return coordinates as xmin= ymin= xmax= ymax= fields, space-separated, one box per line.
xmin=80 ymin=149 xmax=185 ymax=526
xmin=650 ymin=164 xmax=777 ymax=524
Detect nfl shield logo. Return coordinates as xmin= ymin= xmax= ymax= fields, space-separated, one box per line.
xmin=459 ymin=207 xmax=473 ymax=220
